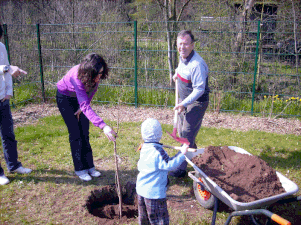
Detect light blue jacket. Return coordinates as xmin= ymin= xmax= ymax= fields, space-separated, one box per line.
xmin=136 ymin=142 xmax=186 ymax=199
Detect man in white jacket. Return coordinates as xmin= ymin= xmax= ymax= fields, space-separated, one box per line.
xmin=0 ymin=24 xmax=31 ymax=186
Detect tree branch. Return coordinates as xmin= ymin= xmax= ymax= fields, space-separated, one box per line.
xmin=176 ymin=0 xmax=192 ymax=21
xmin=154 ymin=0 xmax=166 ymax=10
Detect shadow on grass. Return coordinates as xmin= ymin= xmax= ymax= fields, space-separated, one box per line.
xmin=7 ymin=168 xmax=137 ymax=187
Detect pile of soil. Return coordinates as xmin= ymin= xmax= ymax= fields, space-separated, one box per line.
xmin=191 ymin=146 xmax=286 ymax=202
xmin=85 ymin=181 xmax=138 ymax=220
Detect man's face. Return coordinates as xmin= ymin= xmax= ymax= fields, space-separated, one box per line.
xmin=177 ymin=34 xmax=194 ymax=59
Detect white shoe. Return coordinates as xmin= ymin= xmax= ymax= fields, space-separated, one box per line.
xmin=89 ymin=170 xmax=101 ymax=177
xmin=11 ymin=166 xmax=32 ymax=174
xmin=78 ymin=173 xmax=92 ymax=181
xmin=0 ymin=175 xmax=9 ymax=185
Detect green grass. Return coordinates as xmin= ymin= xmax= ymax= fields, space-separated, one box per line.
xmin=0 ymin=114 xmax=300 ymax=224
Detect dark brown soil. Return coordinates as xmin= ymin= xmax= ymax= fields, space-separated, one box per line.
xmin=191 ymin=146 xmax=286 ymax=202
xmin=85 ymin=182 xmax=138 ymax=222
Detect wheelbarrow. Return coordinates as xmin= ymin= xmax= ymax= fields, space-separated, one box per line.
xmin=185 ymin=146 xmax=300 ymax=225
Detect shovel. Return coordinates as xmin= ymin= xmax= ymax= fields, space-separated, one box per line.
xmin=167 ymin=78 xmax=190 ymax=145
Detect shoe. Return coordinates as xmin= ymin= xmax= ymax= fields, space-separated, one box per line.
xmin=0 ymin=175 xmax=9 ymax=185
xmin=11 ymin=166 xmax=32 ymax=174
xmin=78 ymin=173 xmax=92 ymax=181
xmin=88 ymin=170 xmax=101 ymax=177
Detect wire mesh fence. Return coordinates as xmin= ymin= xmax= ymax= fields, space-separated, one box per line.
xmin=3 ymin=20 xmax=300 ymax=117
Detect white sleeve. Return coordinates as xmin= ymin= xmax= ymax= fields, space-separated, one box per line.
xmin=0 ymin=43 xmax=10 ymax=75
xmin=4 ymin=72 xmax=13 ymax=96
xmin=180 ymin=63 xmax=207 ymax=107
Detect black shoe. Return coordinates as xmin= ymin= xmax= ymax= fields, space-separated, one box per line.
xmin=169 ymin=170 xmax=186 ymax=178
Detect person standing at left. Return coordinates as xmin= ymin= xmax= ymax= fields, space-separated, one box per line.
xmin=0 ymin=24 xmax=32 ymax=186
xmin=56 ymin=53 xmax=117 ymax=182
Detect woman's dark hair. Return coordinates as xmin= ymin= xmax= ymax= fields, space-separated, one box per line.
xmin=78 ymin=53 xmax=109 ymax=89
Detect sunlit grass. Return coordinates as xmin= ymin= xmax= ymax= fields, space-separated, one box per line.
xmin=0 ymin=115 xmax=300 ymax=224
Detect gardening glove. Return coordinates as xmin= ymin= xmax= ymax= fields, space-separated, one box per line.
xmin=103 ymin=125 xmax=117 ymax=142
xmin=8 ymin=65 xmax=27 ymax=77
xmin=74 ymin=108 xmax=82 ymax=121
xmin=180 ymin=144 xmax=189 ymax=155
xmin=1 ymin=95 xmax=11 ymax=102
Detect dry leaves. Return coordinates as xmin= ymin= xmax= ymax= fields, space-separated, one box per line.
xmin=12 ymin=103 xmax=301 ymax=136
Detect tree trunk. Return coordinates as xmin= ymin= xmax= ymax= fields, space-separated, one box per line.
xmin=230 ymin=0 xmax=255 ymax=87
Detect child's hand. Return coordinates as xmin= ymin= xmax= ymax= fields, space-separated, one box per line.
xmin=180 ymin=144 xmax=189 ymax=155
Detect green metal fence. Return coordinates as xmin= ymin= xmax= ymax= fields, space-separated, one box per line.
xmin=3 ymin=20 xmax=301 ymax=117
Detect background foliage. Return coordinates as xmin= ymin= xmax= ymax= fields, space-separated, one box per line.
xmin=0 ymin=0 xmax=300 ymax=117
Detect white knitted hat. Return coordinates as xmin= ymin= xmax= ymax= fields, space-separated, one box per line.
xmin=141 ymin=118 xmax=162 ymax=142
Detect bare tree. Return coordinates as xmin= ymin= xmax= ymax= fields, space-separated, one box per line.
xmin=225 ymin=0 xmax=255 ymax=86
xmin=155 ymin=0 xmax=192 ymax=86
xmin=290 ymin=0 xmax=300 ymax=74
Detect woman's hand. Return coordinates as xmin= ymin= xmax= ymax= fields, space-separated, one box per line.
xmin=74 ymin=108 xmax=82 ymax=121
xmin=103 ymin=125 xmax=118 ymax=142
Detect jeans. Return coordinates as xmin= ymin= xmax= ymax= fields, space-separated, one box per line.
xmin=56 ymin=90 xmax=95 ymax=175
xmin=0 ymin=99 xmax=22 ymax=176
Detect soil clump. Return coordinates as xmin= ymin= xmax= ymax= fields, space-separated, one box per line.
xmin=191 ymin=146 xmax=286 ymax=202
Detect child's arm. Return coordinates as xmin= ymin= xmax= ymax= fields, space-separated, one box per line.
xmin=157 ymin=145 xmax=189 ymax=171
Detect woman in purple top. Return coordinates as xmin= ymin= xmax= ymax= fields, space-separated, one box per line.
xmin=56 ymin=53 xmax=117 ymax=181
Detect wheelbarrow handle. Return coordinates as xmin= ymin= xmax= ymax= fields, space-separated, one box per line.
xmin=271 ymin=214 xmax=291 ymax=225
xmin=162 ymin=145 xmax=197 ymax=152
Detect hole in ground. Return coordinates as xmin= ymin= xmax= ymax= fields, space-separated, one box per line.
xmin=85 ymin=182 xmax=138 ymax=220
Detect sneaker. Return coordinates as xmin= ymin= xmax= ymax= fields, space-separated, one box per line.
xmin=0 ymin=175 xmax=9 ymax=185
xmin=78 ymin=173 xmax=92 ymax=181
xmin=11 ymin=166 xmax=32 ymax=174
xmin=88 ymin=170 xmax=101 ymax=177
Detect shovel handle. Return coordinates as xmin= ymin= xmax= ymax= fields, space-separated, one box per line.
xmin=173 ymin=78 xmax=179 ymax=127
xmin=163 ymin=145 xmax=196 ymax=152
xmin=271 ymin=214 xmax=291 ymax=225
xmin=175 ymin=78 xmax=178 ymax=105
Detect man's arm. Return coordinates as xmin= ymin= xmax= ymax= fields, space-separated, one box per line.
xmin=0 ymin=65 xmax=27 ymax=77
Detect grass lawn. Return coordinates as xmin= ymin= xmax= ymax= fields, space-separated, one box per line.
xmin=0 ymin=115 xmax=300 ymax=224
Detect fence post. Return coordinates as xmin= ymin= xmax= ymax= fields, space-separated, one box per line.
xmin=36 ymin=24 xmax=46 ymax=103
xmin=3 ymin=24 xmax=10 ymax=63
xmin=251 ymin=20 xmax=261 ymax=116
xmin=134 ymin=20 xmax=138 ymax=108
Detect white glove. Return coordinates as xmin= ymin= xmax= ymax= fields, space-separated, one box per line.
xmin=9 ymin=65 xmax=27 ymax=77
xmin=103 ymin=125 xmax=117 ymax=142
xmin=180 ymin=144 xmax=189 ymax=155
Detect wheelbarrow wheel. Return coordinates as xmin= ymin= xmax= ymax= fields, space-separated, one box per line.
xmin=193 ymin=173 xmax=215 ymax=209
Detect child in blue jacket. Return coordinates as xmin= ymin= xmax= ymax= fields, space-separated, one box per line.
xmin=136 ymin=118 xmax=188 ymax=225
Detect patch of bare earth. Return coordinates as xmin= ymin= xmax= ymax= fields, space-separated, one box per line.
xmin=12 ymin=103 xmax=301 ymax=136
xmin=10 ymin=103 xmax=301 ymax=224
